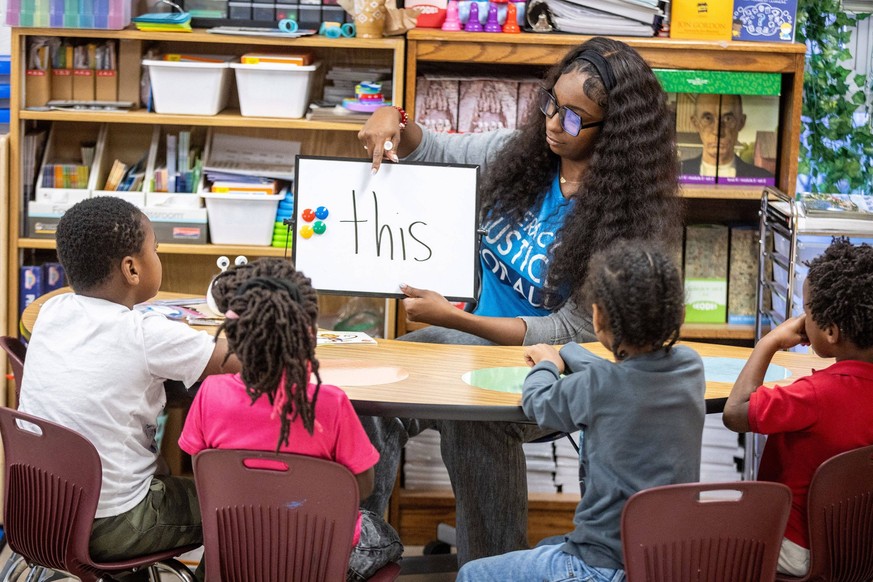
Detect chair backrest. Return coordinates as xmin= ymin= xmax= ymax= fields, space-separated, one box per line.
xmin=193 ymin=449 xmax=360 ymax=582
xmin=621 ymin=481 xmax=792 ymax=582
xmin=0 ymin=335 xmax=26 ymax=404
xmin=803 ymin=444 xmax=873 ymax=582
xmin=0 ymin=406 xmax=103 ymax=580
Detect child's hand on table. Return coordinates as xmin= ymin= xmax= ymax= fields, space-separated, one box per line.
xmin=524 ymin=344 xmax=565 ymax=374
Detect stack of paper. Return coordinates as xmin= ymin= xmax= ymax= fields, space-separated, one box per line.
xmin=524 ymin=441 xmax=558 ymax=493
xmin=403 ymin=429 xmax=452 ymax=491
xmin=546 ymin=0 xmax=663 ymax=36
xmin=700 ymin=414 xmax=743 ymax=483
xmin=554 ymin=432 xmax=581 ymax=495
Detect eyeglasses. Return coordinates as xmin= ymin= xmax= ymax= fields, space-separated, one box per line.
xmin=538 ymin=87 xmax=603 ymax=137
xmin=694 ymin=112 xmax=741 ymax=131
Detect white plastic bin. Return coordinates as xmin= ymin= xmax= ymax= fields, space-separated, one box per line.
xmin=144 ymin=58 xmax=234 ymax=115
xmin=231 ymin=62 xmax=321 ymax=118
xmin=201 ymin=192 xmax=284 ymax=245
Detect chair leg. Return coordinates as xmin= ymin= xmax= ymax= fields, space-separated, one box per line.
xmin=24 ymin=567 xmax=67 ymax=582
xmin=151 ymin=559 xmax=196 ymax=582
xmin=0 ymin=553 xmax=27 ymax=582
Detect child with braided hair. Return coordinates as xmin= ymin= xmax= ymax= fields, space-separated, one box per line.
xmin=179 ymin=258 xmax=403 ymax=582
xmin=724 ymin=237 xmax=873 ymax=577
xmin=457 ymin=239 xmax=705 ymax=581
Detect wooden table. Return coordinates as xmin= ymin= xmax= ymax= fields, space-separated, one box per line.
xmin=21 ymin=289 xmax=829 ymax=420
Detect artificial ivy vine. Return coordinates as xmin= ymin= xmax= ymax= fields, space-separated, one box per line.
xmin=797 ymin=0 xmax=872 ymax=194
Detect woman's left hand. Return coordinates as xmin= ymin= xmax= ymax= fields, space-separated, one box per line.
xmin=400 ymin=284 xmax=459 ymax=326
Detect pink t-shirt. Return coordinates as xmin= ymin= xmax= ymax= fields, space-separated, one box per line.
xmin=749 ymin=360 xmax=873 ymax=548
xmin=179 ymin=374 xmax=379 ymax=543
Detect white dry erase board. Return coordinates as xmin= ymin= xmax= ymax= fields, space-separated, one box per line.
xmin=293 ymin=156 xmax=480 ymax=301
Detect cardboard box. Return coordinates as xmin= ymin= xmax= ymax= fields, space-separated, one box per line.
xmin=142 ymin=206 xmax=208 ymax=244
xmin=26 ymin=200 xmax=76 ymax=239
xmin=457 ymin=79 xmax=518 ymax=134
xmin=72 ymin=69 xmax=95 ymax=101
xmin=95 ymin=69 xmax=118 ymax=102
xmin=733 ymin=0 xmax=797 ymax=43
xmin=728 ymin=226 xmax=758 ymax=325
xmin=671 ymin=0 xmax=733 ymax=41
xmin=684 ymin=224 xmax=729 ymax=323
xmin=415 ymin=77 xmax=460 ymax=133
xmin=25 ymin=69 xmax=51 ymax=107
xmin=51 ymin=68 xmax=73 ymax=101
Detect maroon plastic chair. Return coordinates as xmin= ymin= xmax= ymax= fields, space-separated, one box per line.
xmin=0 ymin=336 xmax=26 ymax=404
xmin=621 ymin=481 xmax=792 ymax=582
xmin=0 ymin=407 xmax=199 ymax=582
xmin=193 ymin=449 xmax=401 ymax=582
xmin=776 ymin=444 xmax=873 ymax=582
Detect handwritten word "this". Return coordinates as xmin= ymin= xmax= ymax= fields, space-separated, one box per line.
xmin=339 ymin=190 xmax=434 ymax=261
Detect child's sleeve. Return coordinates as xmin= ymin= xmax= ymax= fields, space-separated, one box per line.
xmin=178 ymin=382 xmax=209 ymax=456
xmin=748 ymin=377 xmax=819 ymax=434
xmin=331 ymin=392 xmax=380 ymax=476
xmin=522 ymin=360 xmax=594 ymax=431
xmin=141 ymin=313 xmax=215 ymax=387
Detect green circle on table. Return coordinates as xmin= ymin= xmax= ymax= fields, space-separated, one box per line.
xmin=462 ymin=367 xmax=529 ymax=393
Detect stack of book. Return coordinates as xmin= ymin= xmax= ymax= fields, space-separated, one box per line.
xmin=779 ymin=193 xmax=873 ymax=233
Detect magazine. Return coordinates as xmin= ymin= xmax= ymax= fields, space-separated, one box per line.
xmin=773 ymin=193 xmax=873 ymax=234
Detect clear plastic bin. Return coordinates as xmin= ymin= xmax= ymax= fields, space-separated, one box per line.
xmin=201 ymin=192 xmax=284 ymax=245
xmin=6 ymin=0 xmax=132 ymax=29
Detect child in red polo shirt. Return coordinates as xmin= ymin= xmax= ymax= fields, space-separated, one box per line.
xmin=723 ymin=237 xmax=873 ymax=577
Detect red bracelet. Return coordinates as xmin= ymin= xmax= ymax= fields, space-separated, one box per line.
xmin=393 ymin=105 xmax=408 ymax=130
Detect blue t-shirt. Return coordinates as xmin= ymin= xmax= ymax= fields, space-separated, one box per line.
xmin=474 ymin=175 xmax=572 ymax=317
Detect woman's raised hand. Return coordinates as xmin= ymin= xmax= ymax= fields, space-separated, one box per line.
xmin=358 ymin=106 xmax=403 ymax=173
xmin=400 ymin=283 xmax=460 ymax=327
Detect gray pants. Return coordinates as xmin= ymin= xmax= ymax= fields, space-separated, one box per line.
xmin=360 ymin=326 xmax=551 ymax=565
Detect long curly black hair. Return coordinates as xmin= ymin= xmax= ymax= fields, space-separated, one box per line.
xmin=581 ymin=239 xmax=684 ymax=360
xmin=481 ymin=36 xmax=682 ymax=308
xmin=806 ymin=237 xmax=873 ymax=349
xmin=210 ymin=258 xmax=322 ymax=451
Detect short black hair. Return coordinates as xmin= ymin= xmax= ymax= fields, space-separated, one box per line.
xmin=579 ymin=239 xmax=684 ymax=359
xmin=806 ymin=237 xmax=873 ymax=349
xmin=56 ymin=196 xmax=146 ymax=291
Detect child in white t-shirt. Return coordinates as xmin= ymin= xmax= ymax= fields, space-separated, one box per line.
xmin=19 ymin=196 xmax=238 ymax=579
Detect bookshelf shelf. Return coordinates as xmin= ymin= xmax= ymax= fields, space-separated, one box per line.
xmin=19 ymin=109 xmax=367 ymax=131
xmin=17 ymin=238 xmax=290 ymax=257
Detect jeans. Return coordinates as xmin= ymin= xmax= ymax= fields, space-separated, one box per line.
xmin=456 ymin=543 xmax=626 ymax=582
xmin=360 ymin=326 xmax=552 ymax=565
xmin=347 ymin=509 xmax=404 ymax=582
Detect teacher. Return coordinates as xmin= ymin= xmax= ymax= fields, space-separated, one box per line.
xmin=357 ymin=36 xmax=683 ymax=565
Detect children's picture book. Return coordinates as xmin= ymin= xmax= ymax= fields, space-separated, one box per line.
xmin=317 ymin=330 xmax=377 ymax=345
xmin=732 ymin=0 xmax=797 ymax=43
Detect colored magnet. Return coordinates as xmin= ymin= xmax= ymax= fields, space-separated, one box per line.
xmin=315 ymin=206 xmax=329 ymax=219
xmin=300 ymin=225 xmax=314 ymax=239
xmin=313 ymin=221 xmax=327 ymax=234
xmin=301 ymin=208 xmax=316 ymax=222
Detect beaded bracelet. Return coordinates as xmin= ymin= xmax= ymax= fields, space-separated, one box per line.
xmin=393 ymin=105 xmax=408 ymax=130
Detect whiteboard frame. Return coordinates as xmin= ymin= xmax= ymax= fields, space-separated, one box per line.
xmin=292 ymin=156 xmax=481 ymax=302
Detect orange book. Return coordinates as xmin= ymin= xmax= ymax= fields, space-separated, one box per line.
xmin=240 ymin=53 xmax=313 ymax=66
xmin=670 ymin=0 xmax=732 ymax=41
